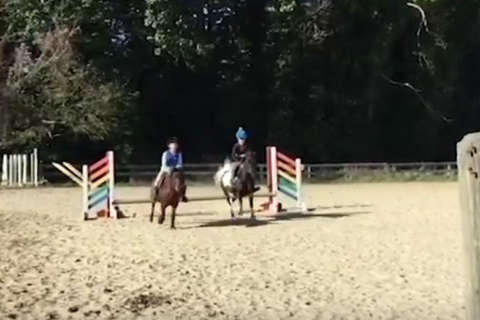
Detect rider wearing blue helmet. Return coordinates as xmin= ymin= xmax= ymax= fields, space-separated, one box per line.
xmin=231 ymin=127 xmax=259 ymax=191
xmin=231 ymin=127 xmax=249 ymax=161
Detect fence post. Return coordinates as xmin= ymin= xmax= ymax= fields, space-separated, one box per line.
xmin=22 ymin=154 xmax=27 ymax=185
xmin=1 ymin=154 xmax=6 ymax=186
xmin=458 ymin=132 xmax=480 ymax=320
xmin=33 ymin=148 xmax=38 ymax=186
xmin=8 ymin=154 xmax=12 ymax=186
xmin=13 ymin=155 xmax=17 ymax=186
xmin=30 ymin=152 xmax=34 ymax=185
xmin=17 ymin=154 xmax=22 ymax=187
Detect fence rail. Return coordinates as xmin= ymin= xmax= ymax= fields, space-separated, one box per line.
xmin=42 ymin=161 xmax=458 ymax=184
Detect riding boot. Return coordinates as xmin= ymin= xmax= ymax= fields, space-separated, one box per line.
xmin=231 ymin=164 xmax=239 ymax=186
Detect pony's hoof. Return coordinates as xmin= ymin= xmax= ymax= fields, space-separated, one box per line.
xmin=170 ymin=226 xmax=176 ymax=230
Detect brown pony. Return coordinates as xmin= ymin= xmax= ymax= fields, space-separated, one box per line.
xmin=150 ymin=170 xmax=186 ymax=229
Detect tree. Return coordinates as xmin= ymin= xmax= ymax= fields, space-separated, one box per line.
xmin=2 ymin=27 xmax=133 ymax=150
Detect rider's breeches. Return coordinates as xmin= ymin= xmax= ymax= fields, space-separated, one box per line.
xmin=154 ymin=168 xmax=170 ymax=185
xmin=231 ymin=162 xmax=240 ymax=178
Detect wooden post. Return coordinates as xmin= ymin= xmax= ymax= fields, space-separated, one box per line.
xmin=82 ymin=165 xmax=89 ymax=220
xmin=33 ymin=148 xmax=38 ymax=187
xmin=30 ymin=152 xmax=34 ymax=185
xmin=8 ymin=154 xmax=13 ymax=186
xmin=13 ymin=154 xmax=17 ymax=186
xmin=458 ymin=132 xmax=480 ymax=320
xmin=22 ymin=154 xmax=27 ymax=186
xmin=1 ymin=154 xmax=7 ymax=186
xmin=17 ymin=154 xmax=22 ymax=187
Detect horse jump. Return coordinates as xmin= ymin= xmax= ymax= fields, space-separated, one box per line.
xmin=1 ymin=149 xmax=39 ymax=188
xmin=53 ymin=148 xmax=306 ymax=220
xmin=53 ymin=151 xmax=116 ymax=220
xmin=266 ymin=146 xmax=306 ymax=214
xmin=53 ymin=151 xmax=232 ymax=219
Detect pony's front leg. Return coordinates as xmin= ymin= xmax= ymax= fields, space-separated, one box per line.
xmin=150 ymin=202 xmax=155 ymax=222
xmin=249 ymin=195 xmax=255 ymax=219
xmin=225 ymin=197 xmax=235 ymax=218
xmin=159 ymin=205 xmax=166 ymax=224
xmin=170 ymin=207 xmax=176 ymax=229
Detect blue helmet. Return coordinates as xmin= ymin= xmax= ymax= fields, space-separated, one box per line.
xmin=236 ymin=127 xmax=248 ymax=140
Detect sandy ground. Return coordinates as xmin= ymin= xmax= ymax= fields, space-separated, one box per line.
xmin=0 ymin=182 xmax=465 ymax=319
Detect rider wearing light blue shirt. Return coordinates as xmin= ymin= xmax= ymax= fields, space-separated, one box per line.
xmin=154 ymin=137 xmax=188 ymax=201
xmin=161 ymin=149 xmax=183 ymax=172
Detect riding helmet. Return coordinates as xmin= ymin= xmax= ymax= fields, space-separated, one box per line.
xmin=167 ymin=137 xmax=179 ymax=145
xmin=236 ymin=127 xmax=248 ymax=140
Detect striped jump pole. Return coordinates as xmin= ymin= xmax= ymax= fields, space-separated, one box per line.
xmin=266 ymin=146 xmax=305 ymax=214
xmin=53 ymin=151 xmax=116 ymax=220
xmin=85 ymin=151 xmax=116 ymax=220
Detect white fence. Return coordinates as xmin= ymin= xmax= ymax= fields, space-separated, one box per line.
xmin=1 ymin=149 xmax=39 ymax=187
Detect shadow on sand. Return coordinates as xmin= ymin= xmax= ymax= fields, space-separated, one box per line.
xmin=314 ymin=204 xmax=373 ymax=211
xmin=192 ymin=210 xmax=371 ymax=229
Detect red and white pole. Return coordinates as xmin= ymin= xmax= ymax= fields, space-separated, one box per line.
xmin=107 ymin=151 xmax=117 ymax=219
xmin=268 ymin=146 xmax=279 ymax=214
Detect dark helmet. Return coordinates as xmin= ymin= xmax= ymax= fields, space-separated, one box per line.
xmin=167 ymin=137 xmax=179 ymax=145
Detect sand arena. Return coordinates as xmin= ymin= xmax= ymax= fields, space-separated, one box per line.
xmin=0 ymin=183 xmax=464 ymax=319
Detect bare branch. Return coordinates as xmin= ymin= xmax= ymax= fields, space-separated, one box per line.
xmin=382 ymin=75 xmax=422 ymax=93
xmin=407 ymin=2 xmax=429 ymax=45
xmin=382 ymin=74 xmax=451 ymax=122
